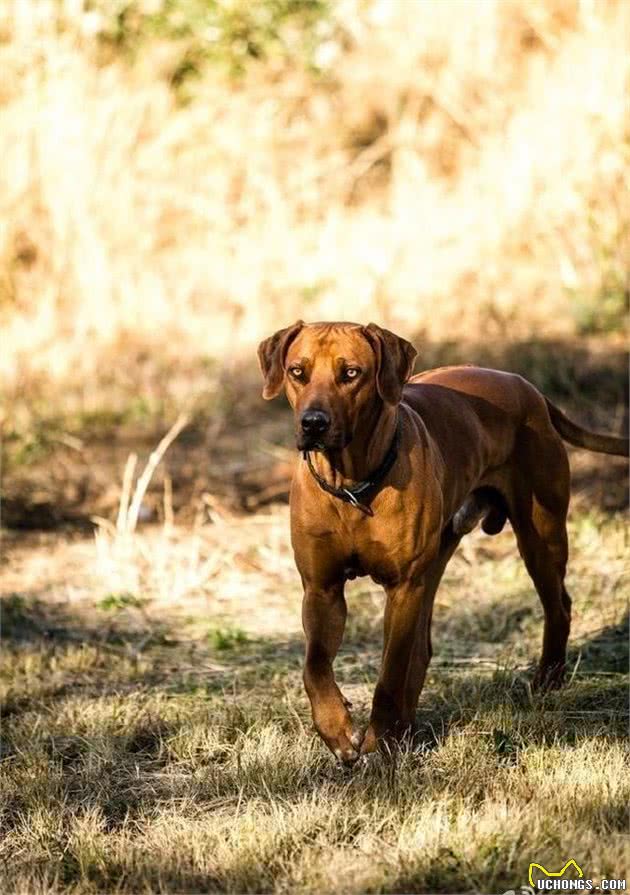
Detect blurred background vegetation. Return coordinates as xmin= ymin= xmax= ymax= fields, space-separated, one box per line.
xmin=0 ymin=0 xmax=628 ymax=524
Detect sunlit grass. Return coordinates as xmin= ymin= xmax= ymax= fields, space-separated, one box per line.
xmin=1 ymin=506 xmax=627 ymax=893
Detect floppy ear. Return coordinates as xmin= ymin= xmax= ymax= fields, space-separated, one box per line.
xmin=363 ymin=323 xmax=417 ymax=405
xmin=257 ymin=320 xmax=304 ymax=400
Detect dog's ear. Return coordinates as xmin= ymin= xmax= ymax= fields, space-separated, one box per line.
xmin=363 ymin=323 xmax=417 ymax=405
xmin=257 ymin=320 xmax=304 ymax=400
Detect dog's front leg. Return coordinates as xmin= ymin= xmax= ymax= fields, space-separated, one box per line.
xmin=361 ymin=575 xmax=430 ymax=754
xmin=362 ymin=530 xmax=460 ymax=755
xmin=302 ymin=581 xmax=362 ymax=764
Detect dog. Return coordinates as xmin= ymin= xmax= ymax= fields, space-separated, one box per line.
xmin=257 ymin=321 xmax=628 ymax=764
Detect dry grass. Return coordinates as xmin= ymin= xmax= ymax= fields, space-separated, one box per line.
xmin=1 ymin=0 xmax=628 ymax=430
xmin=1 ymin=3 xmax=628 ymax=892
xmin=1 ymin=503 xmax=628 ymax=893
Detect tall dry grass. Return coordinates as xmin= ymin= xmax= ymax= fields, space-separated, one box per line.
xmin=1 ymin=0 xmax=628 ymax=422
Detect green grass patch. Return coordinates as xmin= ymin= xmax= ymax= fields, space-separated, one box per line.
xmin=97 ymin=592 xmax=147 ymax=612
xmin=208 ymin=625 xmax=250 ymax=651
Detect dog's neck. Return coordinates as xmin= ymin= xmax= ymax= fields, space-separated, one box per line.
xmin=308 ymin=402 xmax=399 ymax=488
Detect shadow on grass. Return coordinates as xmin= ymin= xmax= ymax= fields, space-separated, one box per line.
xmin=3 ymin=589 xmax=627 ymax=737
xmin=571 ymin=612 xmax=629 ymax=674
xmin=2 ymin=589 xmax=627 ymax=892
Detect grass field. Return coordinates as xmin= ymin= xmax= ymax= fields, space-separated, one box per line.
xmin=1 ymin=1 xmax=628 ymax=892
xmin=2 ymin=498 xmax=628 ymax=893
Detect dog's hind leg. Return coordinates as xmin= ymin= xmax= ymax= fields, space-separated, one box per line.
xmin=509 ymin=436 xmax=572 ymax=689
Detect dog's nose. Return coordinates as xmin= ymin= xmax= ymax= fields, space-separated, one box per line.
xmin=301 ymin=410 xmax=330 ymax=436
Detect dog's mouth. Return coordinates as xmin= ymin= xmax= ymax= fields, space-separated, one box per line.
xmin=296 ymin=435 xmax=329 ymax=452
xmin=296 ymin=431 xmax=351 ymax=453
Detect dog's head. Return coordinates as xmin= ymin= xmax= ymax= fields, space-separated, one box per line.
xmin=257 ymin=321 xmax=417 ymax=452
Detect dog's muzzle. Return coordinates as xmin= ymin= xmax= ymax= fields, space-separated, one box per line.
xmin=298 ymin=409 xmax=331 ymax=450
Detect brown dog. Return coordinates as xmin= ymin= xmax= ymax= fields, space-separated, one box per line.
xmin=257 ymin=321 xmax=628 ymax=764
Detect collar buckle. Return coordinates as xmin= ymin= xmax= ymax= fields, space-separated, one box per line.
xmin=342 ymin=488 xmax=360 ymax=507
xmin=342 ymin=488 xmax=374 ymax=516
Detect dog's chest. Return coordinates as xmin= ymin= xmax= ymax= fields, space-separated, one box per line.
xmin=336 ymin=506 xmax=428 ymax=583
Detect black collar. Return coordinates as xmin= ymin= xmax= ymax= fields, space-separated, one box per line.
xmin=303 ymin=417 xmax=401 ymax=516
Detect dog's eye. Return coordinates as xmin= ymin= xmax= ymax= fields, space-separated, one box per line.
xmin=289 ymin=366 xmax=304 ymax=379
xmin=344 ymin=367 xmax=361 ymax=381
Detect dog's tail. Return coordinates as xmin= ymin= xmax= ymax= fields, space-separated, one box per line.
xmin=545 ymin=398 xmax=629 ymax=457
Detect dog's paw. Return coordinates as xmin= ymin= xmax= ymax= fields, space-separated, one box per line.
xmin=359 ymin=724 xmax=378 ymax=756
xmin=532 ymin=661 xmax=566 ymax=691
xmin=332 ymin=726 xmax=365 ymax=765
xmin=314 ymin=704 xmax=364 ymax=766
